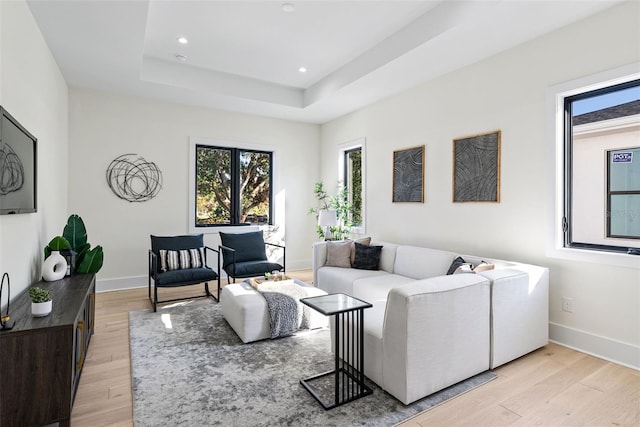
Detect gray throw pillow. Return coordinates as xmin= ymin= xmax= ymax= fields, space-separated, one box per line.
xmin=325 ymin=241 xmax=352 ymax=268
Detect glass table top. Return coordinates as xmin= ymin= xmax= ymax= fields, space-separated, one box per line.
xmin=300 ymin=293 xmax=372 ymax=316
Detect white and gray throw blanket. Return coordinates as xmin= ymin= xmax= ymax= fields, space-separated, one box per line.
xmin=251 ymin=280 xmax=317 ymax=338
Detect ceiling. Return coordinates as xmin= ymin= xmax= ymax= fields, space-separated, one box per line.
xmin=26 ymin=0 xmax=622 ymax=124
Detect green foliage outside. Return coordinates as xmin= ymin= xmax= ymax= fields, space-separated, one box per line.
xmin=196 ymin=147 xmax=271 ymax=225
xmin=347 ymin=149 xmax=363 ymax=226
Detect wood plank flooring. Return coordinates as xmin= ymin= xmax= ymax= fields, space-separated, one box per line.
xmin=70 ymin=271 xmax=639 ymax=426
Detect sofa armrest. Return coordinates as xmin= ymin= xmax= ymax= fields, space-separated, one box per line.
xmin=382 ymin=274 xmax=491 ymax=405
xmin=312 ymin=241 xmax=328 ymax=286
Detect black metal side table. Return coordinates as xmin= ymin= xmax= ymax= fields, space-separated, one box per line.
xmin=299 ymin=293 xmax=373 ymax=409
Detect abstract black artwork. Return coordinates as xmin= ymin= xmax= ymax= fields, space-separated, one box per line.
xmin=106 ymin=154 xmax=162 ymax=202
xmin=0 ymin=143 xmax=24 ymax=195
xmin=453 ymin=131 xmax=501 ymax=203
xmin=392 ymin=145 xmax=424 ymax=203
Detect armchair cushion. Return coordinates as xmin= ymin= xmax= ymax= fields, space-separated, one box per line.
xmin=151 ymin=234 xmax=204 ymax=253
xmin=155 ymin=267 xmax=218 ymax=287
xmin=219 ymin=231 xmax=268 ymax=268
xmin=225 ymin=260 xmax=283 ymax=278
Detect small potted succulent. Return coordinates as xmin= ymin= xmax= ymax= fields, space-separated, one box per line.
xmin=29 ymin=287 xmax=52 ymax=317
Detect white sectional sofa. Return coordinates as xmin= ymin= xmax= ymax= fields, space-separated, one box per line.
xmin=312 ymin=241 xmax=549 ymax=405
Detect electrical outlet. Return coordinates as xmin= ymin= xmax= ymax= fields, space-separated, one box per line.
xmin=562 ymin=297 xmax=574 ymax=313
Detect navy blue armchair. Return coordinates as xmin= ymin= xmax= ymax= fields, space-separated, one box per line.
xmin=149 ymin=234 xmax=219 ymax=312
xmin=219 ymin=231 xmax=285 ymax=284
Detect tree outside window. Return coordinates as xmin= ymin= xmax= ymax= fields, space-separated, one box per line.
xmin=344 ymin=147 xmax=362 ymax=227
xmin=195 ymin=145 xmax=272 ymax=226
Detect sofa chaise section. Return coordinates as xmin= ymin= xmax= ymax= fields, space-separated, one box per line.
xmin=375 ymin=274 xmax=491 ymax=405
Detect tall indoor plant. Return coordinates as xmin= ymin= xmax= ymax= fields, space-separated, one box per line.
xmin=308 ymin=181 xmax=355 ymax=240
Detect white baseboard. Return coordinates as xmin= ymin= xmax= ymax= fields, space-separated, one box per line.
xmin=549 ymin=322 xmax=640 ymax=370
xmin=96 ymin=276 xmax=147 ymax=293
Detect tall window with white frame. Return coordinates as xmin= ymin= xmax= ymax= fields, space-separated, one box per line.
xmin=344 ymin=147 xmax=363 ymax=228
xmin=194 ymin=144 xmax=273 ymax=226
xmin=564 ymin=79 xmax=640 ymax=254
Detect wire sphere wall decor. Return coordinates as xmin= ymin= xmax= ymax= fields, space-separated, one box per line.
xmin=106 ymin=153 xmax=163 ymax=202
xmin=0 ymin=143 xmax=25 ymax=195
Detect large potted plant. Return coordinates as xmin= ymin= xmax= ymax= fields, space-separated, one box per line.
xmin=29 ymin=287 xmax=52 ymax=317
xmin=308 ymin=181 xmax=355 ymax=240
xmin=44 ymin=214 xmax=104 ymax=275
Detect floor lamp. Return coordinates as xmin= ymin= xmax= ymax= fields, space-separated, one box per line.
xmin=318 ymin=209 xmax=338 ymax=241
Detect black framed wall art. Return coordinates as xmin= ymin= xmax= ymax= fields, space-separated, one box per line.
xmin=392 ymin=145 xmax=425 ymax=203
xmin=453 ymin=131 xmax=501 ymax=203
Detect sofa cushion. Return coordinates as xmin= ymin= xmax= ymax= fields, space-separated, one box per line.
xmin=353 ymin=243 xmax=383 ymax=270
xmin=325 ymin=241 xmax=352 ymax=267
xmin=317 ymin=266 xmax=388 ymax=295
xmin=372 ymin=241 xmax=399 ymax=273
xmin=348 ymin=237 xmax=371 ymax=264
xmin=393 ymin=246 xmax=457 ymax=279
xmin=353 ymin=274 xmax=414 ymax=302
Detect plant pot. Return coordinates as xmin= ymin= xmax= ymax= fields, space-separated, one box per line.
xmin=32 ymin=300 xmax=52 ymax=317
xmin=42 ymin=250 xmax=67 ymax=281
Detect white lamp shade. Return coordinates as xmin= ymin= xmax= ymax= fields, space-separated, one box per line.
xmin=318 ymin=209 xmax=338 ymax=227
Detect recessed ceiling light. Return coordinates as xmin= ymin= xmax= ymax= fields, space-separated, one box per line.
xmin=299 ymin=67 xmax=307 ymax=73
xmin=175 ymin=54 xmax=187 ymax=62
xmin=177 ymin=36 xmax=188 ymax=44
xmin=282 ymin=3 xmax=295 ymax=13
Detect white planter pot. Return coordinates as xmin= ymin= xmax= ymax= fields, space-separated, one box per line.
xmin=42 ymin=251 xmax=67 ymax=282
xmin=31 ymin=300 xmax=52 ymax=317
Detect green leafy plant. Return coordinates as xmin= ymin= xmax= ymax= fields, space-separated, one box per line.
xmin=44 ymin=214 xmax=104 ymax=274
xmin=28 ymin=287 xmax=51 ymax=303
xmin=307 ymin=181 xmax=355 ymax=240
xmin=44 ymin=236 xmax=71 ymax=259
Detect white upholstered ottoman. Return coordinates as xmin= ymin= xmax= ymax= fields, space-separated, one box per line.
xmin=221 ymin=279 xmax=327 ymax=343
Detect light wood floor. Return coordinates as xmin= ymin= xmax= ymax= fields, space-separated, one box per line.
xmin=71 ymin=271 xmax=640 ymax=426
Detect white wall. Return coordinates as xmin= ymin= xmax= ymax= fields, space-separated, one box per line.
xmin=320 ymin=2 xmax=640 ymax=368
xmin=0 ymin=1 xmax=68 ymax=305
xmin=68 ymin=89 xmax=320 ymax=291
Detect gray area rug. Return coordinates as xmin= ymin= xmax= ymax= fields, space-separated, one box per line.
xmin=130 ymin=300 xmax=496 ymax=426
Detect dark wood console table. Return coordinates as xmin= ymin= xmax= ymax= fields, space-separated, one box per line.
xmin=0 ymin=273 xmax=95 ymax=427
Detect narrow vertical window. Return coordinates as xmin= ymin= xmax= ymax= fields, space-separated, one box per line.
xmin=344 ymin=147 xmax=363 ymax=227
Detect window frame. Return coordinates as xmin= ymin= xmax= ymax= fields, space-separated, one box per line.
xmin=343 ymin=146 xmax=363 ymax=227
xmin=189 ymin=137 xmax=276 ymax=233
xmin=563 ymin=79 xmax=640 ymax=253
xmin=338 ymin=138 xmax=366 ymax=235
xmin=606 ymin=148 xmax=640 ymax=240
xmin=547 ymin=63 xmax=640 ymax=268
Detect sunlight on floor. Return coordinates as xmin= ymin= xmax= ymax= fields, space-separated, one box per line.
xmin=161 ymin=314 xmax=172 ymax=329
